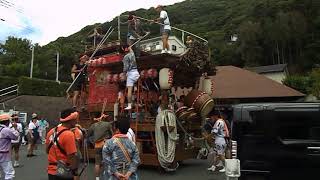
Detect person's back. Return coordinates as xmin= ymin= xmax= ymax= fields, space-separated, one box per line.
xmin=46 ymin=109 xmax=80 ymax=180
xmin=46 ymin=125 xmax=77 ymax=176
xmin=0 ymin=125 xmax=19 ymax=161
xmin=102 ymin=116 xmax=140 ymax=180
xmin=104 ymin=136 xmax=138 ymax=169
xmin=213 ymin=119 xmax=226 ymax=139
xmin=122 ymin=51 xmax=138 ymax=73
xmin=0 ymin=114 xmax=19 ymax=180
xmin=88 ymin=120 xmax=113 ymax=143
xmin=160 ymin=10 xmax=171 ymax=31
xmin=87 ymin=115 xmax=113 ymax=180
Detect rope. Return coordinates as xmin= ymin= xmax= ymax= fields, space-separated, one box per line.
xmin=122 ymin=15 xmax=208 ymax=44
xmin=175 ymin=116 xmax=204 ymax=141
xmin=128 ymin=32 xmax=150 ymax=48
xmin=66 ymin=27 xmax=114 ymax=93
xmin=155 ymin=110 xmax=179 ymax=171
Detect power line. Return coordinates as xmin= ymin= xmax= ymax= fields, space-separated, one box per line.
xmin=0 ymin=0 xmax=24 ymax=14
xmin=0 ymin=17 xmax=35 ymax=32
xmin=0 ymin=0 xmax=14 ymax=6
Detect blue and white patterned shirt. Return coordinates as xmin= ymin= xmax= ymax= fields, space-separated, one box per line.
xmin=102 ymin=135 xmax=140 ymax=180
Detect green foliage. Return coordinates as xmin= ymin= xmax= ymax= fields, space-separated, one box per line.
xmin=0 ymin=76 xmax=19 ymax=90
xmin=283 ymin=75 xmax=311 ymax=94
xmin=18 ymin=77 xmax=70 ymax=97
xmin=284 ymin=68 xmax=320 ymax=97
xmin=309 ymin=68 xmax=320 ymax=98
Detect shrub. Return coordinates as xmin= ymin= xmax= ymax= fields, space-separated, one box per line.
xmin=309 ymin=68 xmax=320 ymax=98
xmin=18 ymin=77 xmax=70 ymax=97
xmin=0 ymin=76 xmax=19 ymax=90
xmin=283 ymin=75 xmax=311 ymax=94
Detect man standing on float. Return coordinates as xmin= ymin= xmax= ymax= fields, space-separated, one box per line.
xmin=122 ymin=45 xmax=140 ymax=110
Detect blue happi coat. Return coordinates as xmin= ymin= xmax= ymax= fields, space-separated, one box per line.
xmin=102 ymin=135 xmax=140 ymax=180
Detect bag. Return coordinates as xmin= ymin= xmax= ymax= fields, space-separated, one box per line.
xmin=56 ymin=160 xmax=73 ymax=179
xmin=50 ymin=127 xmax=74 ymax=179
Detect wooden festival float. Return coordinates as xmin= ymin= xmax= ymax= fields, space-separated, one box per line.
xmin=74 ymin=26 xmax=216 ymax=170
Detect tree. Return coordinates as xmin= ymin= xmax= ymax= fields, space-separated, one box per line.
xmin=238 ymin=21 xmax=263 ymax=66
xmin=0 ymin=37 xmax=35 ymax=77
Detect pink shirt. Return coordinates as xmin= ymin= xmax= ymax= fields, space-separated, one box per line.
xmin=0 ymin=125 xmax=19 ymax=162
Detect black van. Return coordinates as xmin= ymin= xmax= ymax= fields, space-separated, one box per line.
xmin=230 ymin=103 xmax=320 ymax=180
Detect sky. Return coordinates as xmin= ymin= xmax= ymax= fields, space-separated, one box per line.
xmin=0 ymin=0 xmax=184 ymax=45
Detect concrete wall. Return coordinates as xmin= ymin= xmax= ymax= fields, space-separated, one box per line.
xmin=261 ymin=72 xmax=286 ymax=84
xmin=2 ymin=95 xmax=72 ymax=125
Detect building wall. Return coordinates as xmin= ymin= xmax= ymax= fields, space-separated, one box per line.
xmin=261 ymin=72 xmax=287 ymax=84
xmin=2 ymin=95 xmax=72 ymax=126
xmin=140 ymin=37 xmax=186 ymax=55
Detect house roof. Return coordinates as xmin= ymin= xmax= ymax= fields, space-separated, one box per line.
xmin=248 ymin=64 xmax=287 ymax=74
xmin=210 ymin=66 xmax=304 ymax=99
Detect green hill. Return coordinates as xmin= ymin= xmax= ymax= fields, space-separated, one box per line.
xmin=1 ymin=0 xmax=319 ymax=82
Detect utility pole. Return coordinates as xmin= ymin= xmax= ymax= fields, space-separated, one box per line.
xmin=30 ymin=46 xmax=34 ymax=78
xmin=182 ymin=31 xmax=185 ymax=44
xmin=118 ymin=15 xmax=121 ymax=41
xmin=56 ymin=51 xmax=59 ymax=82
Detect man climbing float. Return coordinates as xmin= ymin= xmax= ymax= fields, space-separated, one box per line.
xmin=122 ymin=45 xmax=140 ymax=110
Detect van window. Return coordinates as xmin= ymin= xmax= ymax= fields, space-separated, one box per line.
xmin=234 ymin=111 xmax=271 ymax=136
xmin=276 ymin=111 xmax=320 ymax=140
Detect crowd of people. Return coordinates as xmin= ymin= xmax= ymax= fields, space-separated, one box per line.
xmin=0 ymin=112 xmax=49 ymax=180
xmin=0 ymin=110 xmax=229 ymax=179
xmin=44 ymin=108 xmax=139 ymax=180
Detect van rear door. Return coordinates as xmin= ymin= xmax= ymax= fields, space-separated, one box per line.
xmin=273 ymin=107 xmax=320 ymax=177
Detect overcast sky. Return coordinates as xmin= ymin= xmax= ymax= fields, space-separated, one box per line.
xmin=0 ymin=0 xmax=184 ymax=45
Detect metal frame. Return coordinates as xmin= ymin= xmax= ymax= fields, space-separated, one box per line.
xmin=0 ymin=84 xmax=18 ymax=97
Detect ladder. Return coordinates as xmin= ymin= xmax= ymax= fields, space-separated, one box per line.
xmin=120 ymin=78 xmax=157 ymax=156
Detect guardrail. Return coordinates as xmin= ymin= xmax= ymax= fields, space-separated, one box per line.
xmin=0 ymin=84 xmax=18 ymax=98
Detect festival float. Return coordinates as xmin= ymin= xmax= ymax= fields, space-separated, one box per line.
xmin=69 ymin=23 xmax=216 ymax=171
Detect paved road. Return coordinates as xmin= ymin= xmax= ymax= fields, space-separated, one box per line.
xmin=14 ymin=144 xmax=226 ymax=180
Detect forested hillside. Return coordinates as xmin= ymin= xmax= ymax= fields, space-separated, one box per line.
xmin=0 ymin=0 xmax=319 ymax=83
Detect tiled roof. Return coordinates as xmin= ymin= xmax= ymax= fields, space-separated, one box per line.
xmin=210 ymin=66 xmax=304 ymax=99
xmin=248 ymin=64 xmax=287 ymax=73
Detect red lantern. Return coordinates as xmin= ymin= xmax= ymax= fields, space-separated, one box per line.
xmin=140 ymin=70 xmax=147 ymax=79
xmin=113 ymin=74 xmax=119 ymax=82
xmin=168 ymin=69 xmax=174 ymax=86
xmin=98 ymin=58 xmax=103 ymax=66
xmin=147 ymin=69 xmax=158 ymax=78
xmin=152 ymin=69 xmax=158 ymax=78
xmin=106 ymin=74 xmax=112 ymax=83
xmin=103 ymin=57 xmax=108 ymax=64
xmin=92 ymin=59 xmax=97 ymax=67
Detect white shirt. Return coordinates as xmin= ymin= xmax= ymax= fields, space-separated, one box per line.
xmin=9 ymin=123 xmax=22 ymax=143
xmin=160 ymin=10 xmax=171 ymax=30
xmin=28 ymin=121 xmax=37 ymax=130
xmin=127 ymin=128 xmax=136 ymax=144
xmin=212 ymin=119 xmax=226 ymax=144
xmin=212 ymin=119 xmax=225 ymax=138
